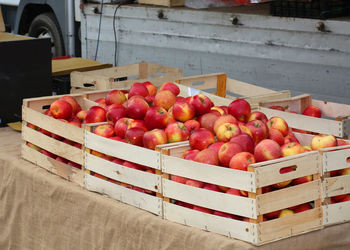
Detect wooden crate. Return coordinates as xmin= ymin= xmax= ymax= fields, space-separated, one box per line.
xmin=138 ymin=0 xmax=185 ymax=7
xmin=158 ymin=143 xmax=323 ymax=245
xmin=294 ymin=132 xmax=350 ymax=226
xmin=21 ymin=94 xmax=97 ymax=186
xmin=84 ymin=123 xmax=164 ymax=216
xmin=70 ymin=62 xmax=182 ymax=93
xmin=259 ymin=94 xmax=350 ymax=138
xmin=175 ymin=74 xmax=291 ymax=109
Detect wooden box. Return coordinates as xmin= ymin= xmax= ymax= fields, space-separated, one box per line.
xmin=259 ymin=94 xmax=350 ymax=138
xmin=137 ymin=0 xmax=185 ymax=7
xmin=158 ymin=142 xmax=323 ymax=245
xmin=70 ymin=62 xmax=182 ymax=93
xmin=21 ymin=94 xmax=97 ymax=186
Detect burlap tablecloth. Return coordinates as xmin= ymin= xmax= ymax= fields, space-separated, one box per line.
xmin=1 ymin=127 xmax=349 ymax=250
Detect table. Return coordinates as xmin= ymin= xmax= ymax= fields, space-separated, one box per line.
xmin=1 ymin=127 xmax=349 ymax=250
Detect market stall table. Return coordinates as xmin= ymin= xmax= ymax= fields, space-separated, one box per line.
xmin=0 ymin=127 xmax=350 ymax=249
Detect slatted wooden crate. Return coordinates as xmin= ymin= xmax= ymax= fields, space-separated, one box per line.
xmin=21 ymin=94 xmax=97 ymax=186
xmin=138 ymin=0 xmax=185 ymax=7
xmin=175 ymin=74 xmax=291 ymax=109
xmin=294 ymin=132 xmax=350 ymax=226
xmin=158 ymin=142 xmax=323 ymax=245
xmin=259 ymin=94 xmax=350 ymax=138
xmin=70 ymin=62 xmax=182 ymax=93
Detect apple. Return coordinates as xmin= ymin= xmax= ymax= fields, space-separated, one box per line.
xmin=59 ymin=96 xmax=80 ymax=114
xmin=154 ymin=90 xmax=176 ymax=111
xmin=165 ymin=122 xmax=190 ymax=143
xmin=189 ymin=94 xmax=214 ymax=116
xmin=203 ymin=183 xmax=222 ymax=192
xmin=94 ymin=124 xmax=115 ymax=138
xmin=128 ymin=119 xmax=148 ymax=132
xmin=40 ymin=149 xmax=56 ymax=158
xmin=128 ymin=82 xmax=149 ymax=98
xmin=292 ymin=203 xmax=313 ymax=213
xmin=49 ymin=99 xmax=72 ymax=119
xmin=247 ymin=111 xmax=268 ymax=123
xmin=218 ymin=142 xmax=243 ymax=167
xmin=132 ymin=186 xmax=147 ymax=193
xmin=143 ymin=129 xmax=168 ymax=150
xmin=62 ymin=139 xmax=75 ymax=146
xmin=38 ymin=127 xmax=52 ymax=137
xmin=114 ymin=117 xmax=134 ymax=138
xmin=194 ymin=148 xmax=219 ymax=166
xmin=228 ymin=99 xmax=251 ymax=123
xmin=269 ymin=105 xmax=285 ymax=111
xmin=229 ymin=133 xmax=255 ymax=154
xmin=303 ymin=105 xmax=322 ymax=118
xmin=284 ymin=132 xmax=300 ymax=144
xmin=192 ymin=205 xmax=213 ymax=214
xmin=85 ymin=106 xmax=107 ymax=123
xmin=106 ymin=105 xmax=126 ymax=124
xmin=123 ymin=161 xmax=145 ymax=171
xmin=105 ymin=89 xmax=127 ymax=105
xmin=56 ymin=156 xmax=68 ymax=164
xmin=145 ymin=95 xmax=155 ymax=106
xmin=213 ymin=211 xmax=239 ymax=220
xmin=292 ymin=175 xmax=313 ymax=186
xmin=213 ymin=115 xmax=237 ymax=135
xmin=126 ymin=96 xmax=149 ymax=120
xmin=311 ymin=134 xmax=337 ymax=150
xmin=176 ymin=201 xmax=193 ymax=209
xmin=216 ymin=122 xmax=241 ymax=142
xmin=303 ymin=145 xmax=312 ymax=152
xmin=279 ymin=209 xmax=294 ymax=218
xmin=268 ymin=128 xmax=284 ymax=146
xmin=171 ymin=175 xmax=188 ymax=184
xmin=254 ymin=139 xmax=282 ymax=162
xmin=198 ymin=112 xmax=220 ymax=133
xmin=281 ymin=142 xmax=305 ymax=157
xmin=226 ymin=188 xmax=242 ymax=196
xmin=237 ymin=122 xmax=253 ymax=138
xmin=91 ymin=150 xmax=105 ymax=158
xmin=95 ymin=98 xmax=107 ymax=110
xmin=69 ymin=116 xmax=82 ymax=127
xmin=182 ymin=149 xmax=200 ymax=161
xmin=210 ymin=106 xmax=225 ymax=116
xmin=159 ymin=82 xmax=180 ymax=96
xmin=340 ymin=195 xmax=350 ymax=202
xmin=26 ymin=142 xmax=41 ymax=151
xmin=144 ymin=106 xmax=169 ymax=130
xmin=67 ymin=161 xmax=81 ymax=169
xmin=76 ymin=110 xmax=88 ymax=122
xmin=246 ymin=120 xmax=269 ymax=145
xmin=142 ymin=81 xmax=157 ymax=96
xmin=340 ymin=168 xmax=350 ymax=175
xmin=273 ymin=166 xmax=293 ymax=188
xmin=112 ymin=157 xmax=124 ymax=165
xmin=208 ymin=142 xmax=224 ymax=154
xmin=184 ymin=119 xmax=200 ymax=133
xmin=267 ymin=117 xmax=289 ymax=137
xmin=186 ymin=179 xmax=204 ymax=188
xmin=337 ymin=139 xmax=350 ymax=146
xmin=125 ymin=127 xmax=145 ymax=146
xmin=229 ymin=152 xmax=255 ymax=171
xmin=189 ymin=128 xmax=215 ymax=150
xmin=172 ymin=101 xmax=196 ymax=122
xmin=265 ymin=210 xmax=281 ymax=220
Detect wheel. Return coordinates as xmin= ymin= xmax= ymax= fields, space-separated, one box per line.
xmin=28 ymin=12 xmax=65 ymax=57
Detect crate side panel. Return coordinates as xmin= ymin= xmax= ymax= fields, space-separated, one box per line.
xmin=323 ymin=201 xmax=350 ymax=226
xmin=322 ymin=148 xmax=350 ymax=172
xmin=323 ymin=175 xmax=350 ymax=198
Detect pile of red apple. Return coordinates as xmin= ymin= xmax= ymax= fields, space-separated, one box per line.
xmin=26 ymin=95 xmax=84 ymax=169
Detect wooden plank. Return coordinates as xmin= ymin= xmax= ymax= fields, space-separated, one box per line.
xmin=257 ymin=180 xmax=322 ymax=215
xmin=162 ymin=179 xmax=257 ymax=218
xmin=22 ymin=144 xmax=84 ymax=186
xmin=85 ymin=152 xmax=161 ymax=192
xmin=323 ymin=201 xmax=350 ymax=226
xmin=85 ymin=174 xmax=163 ymax=216
xmin=253 ymin=152 xmax=320 ymax=188
xmin=244 ymin=90 xmax=291 ymax=109
xmin=0 ymin=32 xmax=32 ymax=41
xmin=312 ymin=99 xmax=350 ymax=118
xmin=146 ymin=62 xmax=182 ymax=77
xmin=70 ymin=71 xmax=110 ymax=89
xmin=176 ymin=73 xmax=225 ymax=93
xmin=138 ymin=0 xmax=185 ymax=7
xmin=22 ymin=106 xmax=84 ymax=144
xmin=161 ymin=154 xmax=255 ymax=192
xmin=85 ymin=130 xmax=161 ymax=169
xmin=259 ymin=106 xmax=344 ymax=137
xmin=163 ymin=202 xmax=257 ymax=244
xmin=226 ymin=78 xmax=276 ymax=97
xmin=259 ymin=94 xmax=312 ymax=112
xmin=22 ymin=125 xmax=83 ymax=165
xmin=138 ymin=61 xmax=148 ymax=78
xmin=216 ymin=73 xmax=227 ymax=97
xmin=0 ymin=10 xmax=5 ymax=32
xmin=323 ymin=175 xmax=350 ymax=198
xmin=257 ymin=207 xmax=323 ymax=245
xmin=322 ymin=148 xmax=350 ymax=172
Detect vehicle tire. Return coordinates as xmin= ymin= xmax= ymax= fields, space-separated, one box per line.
xmin=28 ymin=12 xmax=65 ymax=57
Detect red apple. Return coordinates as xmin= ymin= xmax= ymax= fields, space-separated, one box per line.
xmin=105 ymin=89 xmax=127 ymax=105
xmin=128 ymin=82 xmax=149 ymax=98
xmin=254 ymin=139 xmax=282 ymax=162
xmin=76 ymin=110 xmax=88 ymax=122
xmin=193 ymin=205 xmax=213 ymax=214
xmin=165 ymin=122 xmax=190 ymax=143
xmin=189 ymin=128 xmax=216 ymax=150
xmin=59 ymin=96 xmax=80 ymax=114
xmin=340 ymin=168 xmax=350 ymax=175
xmin=62 ymin=139 xmax=75 ymax=146
xmin=216 ymin=123 xmax=241 ymax=142
xmin=114 ymin=117 xmax=134 ymax=138
xmin=226 ymin=188 xmax=242 ymax=196
xmin=238 ymin=122 xmax=253 ymax=138
xmin=67 ymin=161 xmax=81 ymax=169
xmin=171 ymin=175 xmax=188 ymax=184
xmin=159 ymin=82 xmax=180 ymax=96
xmin=269 ymin=128 xmax=285 ymax=146
xmin=311 ymin=134 xmax=337 ymax=150
xmin=176 ymin=201 xmax=193 ymax=209
xmin=269 ymin=105 xmax=285 ymax=111
xmin=265 ymin=210 xmax=281 ymax=220
xmin=247 ymin=111 xmax=268 ymax=123
xmin=210 ymin=106 xmax=225 ymax=116
xmin=40 ymin=149 xmax=56 ymax=158
xmin=189 ymin=94 xmax=214 ymax=116
xmin=273 ymin=166 xmax=293 ymax=188
xmin=128 ymin=119 xmax=148 ymax=132
xmin=186 ymin=179 xmax=204 ymax=188
xmin=144 ymin=106 xmax=169 ymax=130
xmin=184 ymin=119 xmax=201 ymax=133
xmin=203 ymin=183 xmax=222 ymax=192
xmin=267 ymin=117 xmax=289 ymax=137
xmin=229 ymin=152 xmax=255 ymax=171
xmin=218 ymin=142 xmax=243 ymax=167
xmin=337 ymin=139 xmax=350 ymax=146
xmin=281 ymin=142 xmax=305 ymax=157
xmin=94 ymin=124 xmax=115 ymax=138
xmin=229 ymin=133 xmax=255 ymax=154
xmin=213 ymin=211 xmax=239 ymax=220
xmin=123 ymin=161 xmax=145 ymax=171
xmin=213 ymin=115 xmax=238 ymax=135
xmin=154 ymin=90 xmax=176 ymax=111
xmin=126 ymin=96 xmax=149 ymax=120
xmin=85 ymin=106 xmax=107 ymax=123
xmin=143 ymin=129 xmax=168 ymax=150
xmin=172 ymin=101 xmax=196 ymax=122
xmin=95 ymin=98 xmax=107 ymax=110
xmin=182 ymin=149 xmax=200 ymax=161
xmin=208 ymin=142 xmax=224 ymax=154
xmin=292 ymin=175 xmax=313 ymax=185
xmin=246 ymin=120 xmax=269 ymax=145
xmin=56 ymin=156 xmax=68 ymax=164
xmin=106 ymin=105 xmax=126 ymax=124
xmin=228 ymin=99 xmax=251 ymax=123
xmin=50 ymin=99 xmax=72 ymax=119
xmin=142 ymin=81 xmax=157 ymax=96
xmin=125 ymin=127 xmax=145 ymax=146
xmin=284 ymin=132 xmax=300 ymax=144
xmin=303 ymin=105 xmax=322 ymax=118
xmin=194 ymin=148 xmax=219 ymax=166
xmin=293 ymin=203 xmax=313 ymax=213
xmin=198 ymin=112 xmax=220 ymax=133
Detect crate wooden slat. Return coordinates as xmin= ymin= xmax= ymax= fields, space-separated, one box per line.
xmin=259 ymin=94 xmax=350 ymax=138
xmin=70 ymin=62 xmax=182 ymax=92
xmin=138 ymin=0 xmax=185 ymax=7
xmin=158 ymin=143 xmax=323 ymax=245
